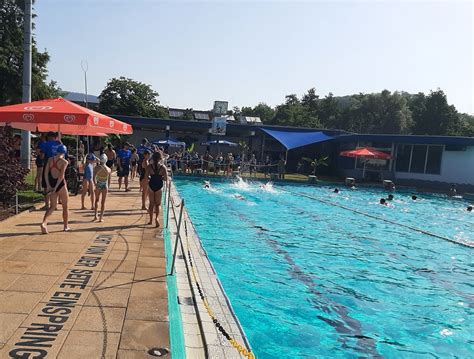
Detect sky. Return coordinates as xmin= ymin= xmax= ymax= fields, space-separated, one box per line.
xmin=35 ymin=0 xmax=473 ymax=114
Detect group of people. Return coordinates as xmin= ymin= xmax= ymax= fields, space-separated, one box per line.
xmin=33 ymin=135 xmax=169 ymax=234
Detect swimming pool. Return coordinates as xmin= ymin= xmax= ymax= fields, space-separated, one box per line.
xmin=174 ymin=178 xmax=473 ymax=358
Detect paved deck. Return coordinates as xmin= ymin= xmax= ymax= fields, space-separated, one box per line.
xmin=0 ymin=177 xmax=169 ymax=358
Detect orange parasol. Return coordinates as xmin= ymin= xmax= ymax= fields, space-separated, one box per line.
xmin=0 ymin=97 xmax=132 ymax=135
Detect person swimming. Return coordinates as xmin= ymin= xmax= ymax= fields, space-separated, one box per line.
xmin=333 ymin=188 xmax=339 ymax=193
xmin=467 ymin=205 xmax=473 ymax=212
xmin=387 ymin=194 xmax=394 ymax=201
xmin=412 ymin=195 xmax=417 ymax=200
xmin=379 ymin=198 xmax=387 ymax=206
xmin=203 ymin=180 xmax=211 ymax=189
xmin=234 ymin=194 xmax=245 ymax=200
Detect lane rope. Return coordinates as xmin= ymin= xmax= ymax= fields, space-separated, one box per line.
xmin=278 ymin=187 xmax=474 ymax=249
xmin=183 ymin=219 xmax=255 ymax=359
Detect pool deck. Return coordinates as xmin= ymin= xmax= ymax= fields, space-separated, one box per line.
xmin=0 ymin=177 xmax=170 ymax=358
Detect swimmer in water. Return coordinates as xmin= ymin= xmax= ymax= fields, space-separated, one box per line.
xmin=333 ymin=188 xmax=339 ymax=193
xmin=203 ymin=180 xmax=211 ymax=189
xmin=379 ymin=198 xmax=387 ymax=206
xmin=387 ymin=194 xmax=394 ymax=201
xmin=412 ymin=195 xmax=417 ymax=200
xmin=467 ymin=205 xmax=472 ymax=212
xmin=234 ymin=194 xmax=245 ymax=200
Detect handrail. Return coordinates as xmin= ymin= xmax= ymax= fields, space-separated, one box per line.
xmin=169 ymin=198 xmax=185 ymax=276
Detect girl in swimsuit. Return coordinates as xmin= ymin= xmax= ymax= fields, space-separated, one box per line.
xmin=93 ymin=154 xmax=112 ymax=222
xmin=145 ymin=151 xmax=168 ymax=227
xmin=140 ymin=150 xmax=151 ymax=210
xmin=130 ymin=148 xmax=139 ymax=181
xmin=81 ymin=153 xmax=96 ymax=210
xmin=41 ymin=145 xmax=70 ymax=234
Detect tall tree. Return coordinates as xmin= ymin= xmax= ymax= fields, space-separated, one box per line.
xmin=98 ymin=77 xmax=168 ymax=118
xmin=0 ymin=0 xmax=62 ymax=105
xmin=241 ymin=103 xmax=275 ymax=123
xmin=410 ymin=90 xmax=460 ymax=135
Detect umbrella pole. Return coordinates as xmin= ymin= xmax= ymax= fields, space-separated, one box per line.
xmin=76 ymin=136 xmax=79 ymax=169
xmin=363 ymin=159 xmax=366 ymax=179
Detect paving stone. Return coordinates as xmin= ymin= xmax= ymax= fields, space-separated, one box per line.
xmin=0 ymin=291 xmax=44 ymax=314
xmin=57 ymin=330 xmax=120 ymax=359
xmin=84 ymin=287 xmax=131 ymax=308
xmin=72 ymin=306 xmax=126 ymax=333
xmin=119 ymin=320 xmax=169 ymax=351
xmin=0 ymin=313 xmax=27 ymax=344
xmin=7 ymin=273 xmax=57 ymax=293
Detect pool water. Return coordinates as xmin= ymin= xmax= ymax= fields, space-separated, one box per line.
xmin=174 ymin=178 xmax=473 ymax=359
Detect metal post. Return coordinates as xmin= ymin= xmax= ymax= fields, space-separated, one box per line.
xmin=169 ymin=199 xmax=185 ymax=275
xmin=20 ymin=0 xmax=32 ymax=169
xmin=15 ymin=191 xmax=19 ymax=215
xmin=165 ymin=180 xmax=172 ymax=228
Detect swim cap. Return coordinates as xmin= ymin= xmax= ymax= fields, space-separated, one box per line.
xmin=56 ymin=145 xmax=67 ymax=154
xmin=99 ymin=154 xmax=108 ymax=164
xmin=86 ymin=153 xmax=96 ymax=161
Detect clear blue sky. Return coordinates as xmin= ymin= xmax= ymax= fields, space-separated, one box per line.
xmin=35 ymin=0 xmax=473 ymax=114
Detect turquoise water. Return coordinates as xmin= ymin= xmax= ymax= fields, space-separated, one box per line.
xmin=174 ymin=178 xmax=473 ymax=359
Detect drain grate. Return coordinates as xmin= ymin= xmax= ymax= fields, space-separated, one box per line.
xmin=177 ymin=296 xmax=195 ymax=305
xmin=147 ymin=347 xmax=170 ymax=357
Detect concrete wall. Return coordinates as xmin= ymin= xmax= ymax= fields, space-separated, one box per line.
xmin=395 ymin=146 xmax=474 ymax=185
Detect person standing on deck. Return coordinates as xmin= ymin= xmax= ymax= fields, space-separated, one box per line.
xmin=93 ymin=154 xmax=112 ymax=222
xmin=104 ymin=143 xmax=116 ymax=187
xmin=278 ymin=157 xmax=286 ymax=179
xmin=40 ymin=132 xmax=65 ymax=210
xmin=40 ymin=145 xmax=70 ymax=234
xmin=146 ymin=151 xmax=168 ymax=227
xmin=117 ymin=142 xmax=132 ymax=191
xmin=140 ymin=150 xmax=151 ymax=210
xmin=81 ymin=153 xmax=96 ymax=210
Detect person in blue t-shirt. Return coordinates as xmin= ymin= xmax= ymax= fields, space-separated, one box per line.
xmin=136 ymin=138 xmax=153 ymax=168
xmin=39 ymin=132 xmax=66 ymax=209
xmin=117 ymin=142 xmax=132 ymax=191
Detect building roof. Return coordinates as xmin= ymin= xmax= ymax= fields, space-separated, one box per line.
xmin=336 ymin=134 xmax=474 ymax=146
xmin=113 ymin=114 xmax=474 ymax=146
xmin=63 ymin=91 xmax=99 ymax=104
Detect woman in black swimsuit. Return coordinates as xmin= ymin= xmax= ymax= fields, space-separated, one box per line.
xmin=41 ymin=145 xmax=70 ymax=234
xmin=145 ymin=151 xmax=168 ymax=227
xmin=140 ymin=150 xmax=150 ymax=210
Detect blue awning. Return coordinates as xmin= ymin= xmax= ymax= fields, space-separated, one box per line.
xmin=260 ymin=128 xmax=336 ymax=150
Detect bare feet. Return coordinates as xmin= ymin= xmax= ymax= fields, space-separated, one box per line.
xmin=148 ymin=220 xmax=153 ymax=225
xmin=141 ymin=206 xmax=147 ymax=210
xmin=125 ymin=188 xmax=131 ymax=192
xmin=93 ymin=216 xmax=98 ymax=221
xmin=155 ymin=220 xmax=160 ymax=228
xmin=40 ymin=223 xmax=48 ymax=234
xmin=80 ymin=206 xmax=86 ymax=210
xmin=64 ymin=227 xmax=71 ymax=232
xmin=99 ymin=218 xmax=104 ymax=223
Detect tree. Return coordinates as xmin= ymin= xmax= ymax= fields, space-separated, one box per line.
xmin=0 ymin=0 xmax=62 ymax=106
xmin=318 ymin=93 xmax=341 ymax=129
xmin=0 ymin=126 xmax=29 ymax=205
xmin=410 ymin=90 xmax=460 ymax=135
xmin=240 ymin=103 xmax=275 ymax=123
xmin=98 ymin=77 xmax=168 ymax=118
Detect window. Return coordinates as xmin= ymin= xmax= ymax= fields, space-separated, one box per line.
xmin=410 ymin=145 xmax=428 ymax=173
xmin=395 ymin=144 xmax=444 ymax=175
xmin=395 ymin=144 xmax=411 ymax=172
xmin=425 ymin=145 xmax=443 ymax=174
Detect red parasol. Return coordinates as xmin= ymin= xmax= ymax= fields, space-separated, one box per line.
xmin=340 ymin=147 xmax=392 ymax=178
xmin=0 ymin=97 xmax=132 ymax=135
xmin=339 ymin=147 xmax=392 ymax=160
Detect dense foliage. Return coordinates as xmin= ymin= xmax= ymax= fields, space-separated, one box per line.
xmin=0 ymin=126 xmax=29 ymax=204
xmin=98 ymin=77 xmax=168 ymax=118
xmin=0 ymin=0 xmax=62 ymax=106
xmin=238 ymin=88 xmax=474 ymax=136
